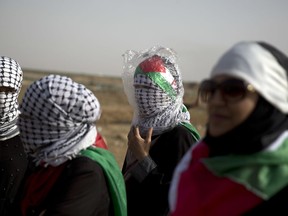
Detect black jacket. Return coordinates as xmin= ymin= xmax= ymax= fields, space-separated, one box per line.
xmin=122 ymin=125 xmax=198 ymax=216
xmin=22 ymin=157 xmax=113 ymax=216
xmin=0 ymin=135 xmax=28 ymax=216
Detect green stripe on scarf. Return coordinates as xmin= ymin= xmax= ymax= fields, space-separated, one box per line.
xmin=135 ymin=67 xmax=177 ymax=99
xmin=203 ymin=138 xmax=288 ymax=200
xmin=179 ymin=105 xmax=201 ymax=141
xmin=80 ymin=147 xmax=127 ymax=216
xmin=180 ymin=121 xmax=201 ymax=141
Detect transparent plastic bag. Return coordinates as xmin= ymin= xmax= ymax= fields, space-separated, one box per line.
xmin=122 ymin=45 xmax=183 ymax=106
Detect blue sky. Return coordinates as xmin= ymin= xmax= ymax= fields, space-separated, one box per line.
xmin=1 ymin=0 xmax=287 ymax=82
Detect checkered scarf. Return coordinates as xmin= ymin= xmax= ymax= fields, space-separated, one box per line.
xmin=122 ymin=46 xmax=190 ymax=136
xmin=18 ymin=75 xmax=101 ymax=167
xmin=0 ymin=56 xmax=23 ymax=140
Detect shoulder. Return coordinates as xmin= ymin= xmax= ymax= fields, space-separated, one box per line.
xmin=0 ymin=134 xmax=27 ymax=163
xmin=160 ymin=125 xmax=197 ymax=142
xmin=64 ymin=156 xmax=105 ymax=177
xmin=152 ymin=125 xmax=196 ymax=153
xmin=43 ymin=157 xmax=112 ymax=215
xmin=0 ymin=134 xmax=22 ymax=145
xmin=171 ymin=124 xmax=193 ymax=135
xmin=58 ymin=156 xmax=109 ymax=194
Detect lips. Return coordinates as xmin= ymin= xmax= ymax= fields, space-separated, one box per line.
xmin=209 ymin=113 xmax=229 ymax=123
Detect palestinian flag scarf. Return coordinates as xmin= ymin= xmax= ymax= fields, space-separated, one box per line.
xmin=169 ymin=97 xmax=288 ymax=215
xmin=80 ymin=147 xmax=127 ymax=216
xmin=169 ymin=132 xmax=288 ymax=216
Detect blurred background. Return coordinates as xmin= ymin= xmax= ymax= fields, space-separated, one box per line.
xmin=1 ymin=0 xmax=288 ymax=82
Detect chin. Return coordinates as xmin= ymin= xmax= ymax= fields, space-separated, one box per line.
xmin=209 ymin=131 xmax=225 ymax=137
xmin=208 ymin=126 xmax=229 ymax=137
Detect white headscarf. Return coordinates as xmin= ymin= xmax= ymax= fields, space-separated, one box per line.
xmin=18 ymin=75 xmax=101 ymax=167
xmin=211 ymin=41 xmax=288 ymax=113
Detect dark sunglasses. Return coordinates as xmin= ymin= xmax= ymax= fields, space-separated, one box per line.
xmin=198 ymin=78 xmax=255 ymax=103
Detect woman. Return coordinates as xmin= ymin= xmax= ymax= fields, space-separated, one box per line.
xmin=169 ymin=41 xmax=288 ymax=215
xmin=121 ymin=46 xmax=200 ymax=216
xmin=18 ymin=74 xmax=127 ymax=216
xmin=0 ymin=56 xmax=28 ymax=216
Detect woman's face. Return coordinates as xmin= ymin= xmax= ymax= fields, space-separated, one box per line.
xmin=205 ymin=75 xmax=259 ymax=137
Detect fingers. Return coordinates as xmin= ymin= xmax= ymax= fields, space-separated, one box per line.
xmin=133 ymin=126 xmax=140 ymax=137
xmin=128 ymin=125 xmax=153 ymax=142
xmin=145 ymin=127 xmax=153 ymax=143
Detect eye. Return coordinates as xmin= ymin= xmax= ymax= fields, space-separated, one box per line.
xmin=0 ymin=86 xmax=17 ymax=93
xmin=198 ymin=80 xmax=217 ymax=102
xmin=221 ymin=80 xmax=246 ymax=96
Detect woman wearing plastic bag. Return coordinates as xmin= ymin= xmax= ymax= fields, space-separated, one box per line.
xmin=122 ymin=46 xmax=200 ymax=216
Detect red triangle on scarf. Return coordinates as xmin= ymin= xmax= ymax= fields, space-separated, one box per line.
xmin=139 ymin=55 xmax=166 ymax=73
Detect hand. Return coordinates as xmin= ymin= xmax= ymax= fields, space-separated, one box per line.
xmin=127 ymin=126 xmax=153 ymax=161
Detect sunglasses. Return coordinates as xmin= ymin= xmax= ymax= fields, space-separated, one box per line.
xmin=198 ymin=78 xmax=255 ymax=103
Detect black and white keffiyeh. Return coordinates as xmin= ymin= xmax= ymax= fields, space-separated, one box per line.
xmin=0 ymin=56 xmax=23 ymax=140
xmin=18 ymin=75 xmax=101 ymax=167
xmin=122 ymin=46 xmax=190 ymax=136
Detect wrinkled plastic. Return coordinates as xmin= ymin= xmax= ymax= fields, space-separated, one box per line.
xmin=121 ymin=46 xmax=184 ymax=122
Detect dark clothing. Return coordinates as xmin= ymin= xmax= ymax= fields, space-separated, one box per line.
xmin=122 ymin=125 xmax=198 ymax=216
xmin=205 ymin=97 xmax=288 ymax=156
xmin=0 ymin=135 xmax=28 ymax=216
xmin=244 ymin=184 xmax=288 ymax=215
xmin=169 ymin=139 xmax=288 ymax=215
xmin=21 ymin=156 xmax=113 ymax=216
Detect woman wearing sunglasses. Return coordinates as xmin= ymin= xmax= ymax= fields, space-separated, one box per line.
xmin=169 ymin=41 xmax=288 ymax=215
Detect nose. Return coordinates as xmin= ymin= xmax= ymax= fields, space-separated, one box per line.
xmin=209 ymin=89 xmax=226 ymax=105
